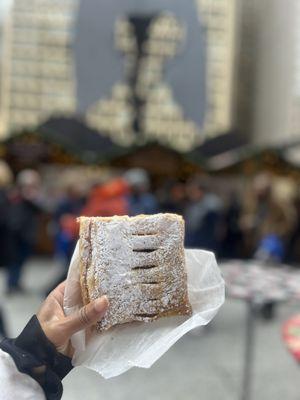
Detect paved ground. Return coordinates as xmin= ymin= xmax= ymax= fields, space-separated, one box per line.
xmin=0 ymin=259 xmax=299 ymax=400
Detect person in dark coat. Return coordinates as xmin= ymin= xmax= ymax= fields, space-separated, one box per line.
xmin=0 ymin=187 xmax=10 ymax=336
xmin=45 ymin=184 xmax=85 ymax=296
xmin=159 ymin=180 xmax=186 ymax=215
xmin=0 ymin=161 xmax=14 ymax=336
xmin=6 ymin=170 xmax=43 ymax=294
xmin=0 ymin=161 xmax=14 ymax=269
xmin=124 ymin=169 xmax=159 ymax=216
xmin=219 ymin=193 xmax=243 ymax=259
xmin=184 ymin=178 xmax=223 ymax=253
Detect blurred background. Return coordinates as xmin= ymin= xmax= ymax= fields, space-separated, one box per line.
xmin=0 ymin=0 xmax=300 ymax=399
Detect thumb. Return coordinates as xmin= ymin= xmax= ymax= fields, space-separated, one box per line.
xmin=64 ymin=296 xmax=109 ymax=335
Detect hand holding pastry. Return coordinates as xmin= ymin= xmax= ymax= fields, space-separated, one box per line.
xmin=37 ymin=281 xmax=109 ymax=357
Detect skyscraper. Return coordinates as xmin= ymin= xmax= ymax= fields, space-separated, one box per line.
xmin=196 ymin=0 xmax=237 ymax=140
xmin=232 ymin=0 xmax=300 ymax=150
xmin=250 ymin=0 xmax=296 ymax=146
xmin=0 ymin=0 xmax=77 ymax=138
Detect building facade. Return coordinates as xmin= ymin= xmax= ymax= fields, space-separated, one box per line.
xmin=0 ymin=0 xmax=237 ymax=152
xmin=251 ymin=0 xmax=296 ymax=147
xmin=196 ymin=0 xmax=237 ymax=141
xmin=231 ymin=0 xmax=300 ymax=152
xmin=0 ymin=0 xmax=77 ymax=137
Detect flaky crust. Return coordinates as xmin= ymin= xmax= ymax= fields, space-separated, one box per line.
xmin=78 ymin=213 xmax=192 ymax=331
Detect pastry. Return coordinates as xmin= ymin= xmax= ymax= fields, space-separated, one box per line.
xmin=78 ymin=213 xmax=192 ymax=331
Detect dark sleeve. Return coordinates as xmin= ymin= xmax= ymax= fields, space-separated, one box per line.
xmin=0 ymin=316 xmax=73 ymax=400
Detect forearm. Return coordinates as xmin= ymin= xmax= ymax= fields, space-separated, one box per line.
xmin=0 ymin=316 xmax=73 ymax=400
xmin=0 ymin=280 xmax=109 ymax=399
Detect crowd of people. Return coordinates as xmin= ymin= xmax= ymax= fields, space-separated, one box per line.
xmin=0 ymin=162 xmax=300 ymax=302
xmin=1 ymin=161 xmax=300 ymax=397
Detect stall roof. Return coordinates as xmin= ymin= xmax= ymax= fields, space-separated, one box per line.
xmin=204 ymin=145 xmax=300 ymax=177
xmin=111 ymin=141 xmax=203 ymax=179
xmin=38 ymin=116 xmax=126 ymax=163
xmin=1 ymin=117 xmax=126 ymax=169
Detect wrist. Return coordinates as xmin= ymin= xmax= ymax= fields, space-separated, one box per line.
xmin=0 ymin=315 xmax=73 ymax=400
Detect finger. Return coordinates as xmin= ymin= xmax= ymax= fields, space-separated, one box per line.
xmin=55 ymin=281 xmax=66 ymax=295
xmin=49 ymin=281 xmax=66 ymax=298
xmin=63 ymin=296 xmax=109 ymax=335
xmin=50 ymin=281 xmax=66 ymax=304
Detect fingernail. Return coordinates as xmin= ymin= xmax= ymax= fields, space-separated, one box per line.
xmin=95 ymin=296 xmax=109 ymax=313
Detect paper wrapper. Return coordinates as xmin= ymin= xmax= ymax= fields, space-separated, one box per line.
xmin=63 ymin=243 xmax=225 ymax=379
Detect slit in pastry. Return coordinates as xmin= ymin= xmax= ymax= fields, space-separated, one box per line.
xmin=78 ymin=213 xmax=192 ymax=331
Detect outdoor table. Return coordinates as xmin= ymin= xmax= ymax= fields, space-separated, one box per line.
xmin=220 ymin=260 xmax=300 ymax=400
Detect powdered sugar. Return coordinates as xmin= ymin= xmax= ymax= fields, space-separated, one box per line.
xmin=78 ymin=214 xmax=191 ymax=331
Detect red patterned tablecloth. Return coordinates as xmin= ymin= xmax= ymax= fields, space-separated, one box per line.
xmin=220 ymin=260 xmax=300 ymax=302
xmin=282 ymin=315 xmax=300 ymax=363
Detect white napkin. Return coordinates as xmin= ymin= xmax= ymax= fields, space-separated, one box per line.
xmin=63 ymin=243 xmax=225 ymax=379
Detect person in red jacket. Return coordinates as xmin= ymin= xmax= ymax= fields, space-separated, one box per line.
xmin=61 ymin=176 xmax=130 ymax=239
xmin=81 ymin=176 xmax=129 ymax=217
